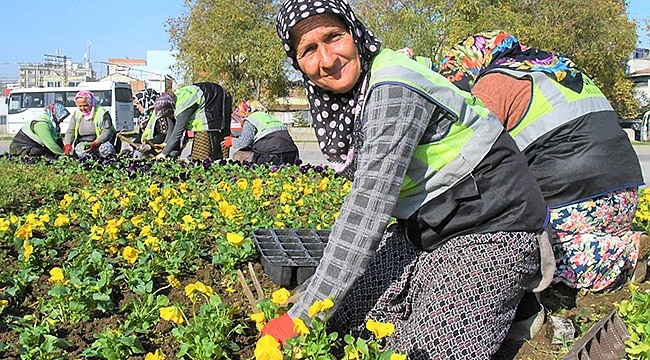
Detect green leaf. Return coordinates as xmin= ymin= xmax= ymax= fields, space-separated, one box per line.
xmin=48 ymin=285 xmax=69 ymax=296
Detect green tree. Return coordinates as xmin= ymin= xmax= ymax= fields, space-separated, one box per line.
xmin=355 ymin=0 xmax=640 ymax=118
xmin=167 ymin=0 xmax=289 ymax=104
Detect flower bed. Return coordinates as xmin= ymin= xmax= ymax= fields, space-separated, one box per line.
xmin=0 ymin=155 xmax=648 ymax=359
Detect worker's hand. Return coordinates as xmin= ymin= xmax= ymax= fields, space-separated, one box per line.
xmin=152 ymin=144 xmax=165 ymax=151
xmin=88 ymin=141 xmax=100 ymax=151
xmin=222 ymin=136 xmax=234 ymax=148
xmin=154 ymin=153 xmax=166 ymax=160
xmin=260 ymin=313 xmax=298 ymax=345
xmin=63 ymin=144 xmax=73 ymax=156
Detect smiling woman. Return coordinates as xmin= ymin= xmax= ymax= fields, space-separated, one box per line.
xmin=263 ymin=0 xmax=556 ymax=357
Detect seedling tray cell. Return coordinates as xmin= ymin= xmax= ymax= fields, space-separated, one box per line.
xmin=253 ymin=228 xmax=331 ymax=287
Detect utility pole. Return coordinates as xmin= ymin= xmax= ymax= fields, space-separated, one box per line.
xmin=86 ymin=40 xmax=93 ymax=78
xmin=44 ymin=53 xmax=69 ymax=86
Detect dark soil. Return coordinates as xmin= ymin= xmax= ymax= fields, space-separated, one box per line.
xmin=495 ymin=281 xmax=650 ymax=359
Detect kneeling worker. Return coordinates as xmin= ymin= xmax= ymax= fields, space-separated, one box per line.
xmin=9 ymin=103 xmax=69 ymax=156
xmin=222 ymin=100 xmax=299 ymax=165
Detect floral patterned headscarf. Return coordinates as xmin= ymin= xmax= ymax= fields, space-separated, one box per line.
xmin=438 ymin=30 xmax=583 ymax=93
xmin=44 ymin=103 xmax=70 ymax=124
xmin=276 ymin=0 xmax=381 ymax=176
xmin=74 ymin=90 xmax=97 ymax=120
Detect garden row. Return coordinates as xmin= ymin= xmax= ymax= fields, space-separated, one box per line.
xmin=0 ymin=155 xmax=647 ymax=359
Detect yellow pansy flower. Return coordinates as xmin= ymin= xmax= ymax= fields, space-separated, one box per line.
xmin=163 ymin=188 xmax=177 ymax=198
xmin=91 ymin=202 xmax=101 ymax=218
xmin=184 ymin=281 xmax=213 ymax=301
xmin=140 ymin=225 xmax=153 ymax=237
xmin=249 ymin=312 xmax=266 ymax=331
xmin=321 ymin=298 xmax=334 ymax=311
xmin=145 ymin=349 xmax=166 ymax=360
xmin=236 ymin=178 xmax=248 ymax=190
xmin=90 ymin=225 xmax=104 ymax=240
xmin=107 ymin=246 xmax=119 ymax=256
xmin=0 ymin=218 xmax=10 ymax=232
xmin=147 ymin=183 xmax=160 ymax=196
xmin=48 ymin=267 xmax=66 ymax=284
xmin=209 ymin=189 xmax=222 ymax=202
xmin=16 ymin=223 xmax=33 ymax=240
xmin=53 ymin=213 xmax=70 ymax=227
xmin=122 ymin=246 xmax=139 ymax=264
xmin=366 ymin=319 xmax=395 ymax=339
xmin=0 ymin=299 xmax=8 ymax=307
xmin=170 ymin=197 xmax=185 ymax=207
xmin=293 ymin=318 xmax=310 ymax=336
xmin=390 ymin=354 xmax=407 ymax=360
xmin=226 ymin=232 xmax=245 ymax=246
xmin=130 ymin=215 xmax=143 ymax=227
xmin=167 ymin=275 xmax=181 ymax=288
xmin=254 ymin=335 xmax=282 ymax=360
xmin=23 ymin=241 xmax=33 ymax=262
xmin=179 ymin=182 xmax=188 ymax=193
xmin=145 ymin=236 xmax=160 ymax=252
xmin=271 ymin=288 xmax=291 ymax=305
xmin=159 ymin=306 xmax=184 ymax=324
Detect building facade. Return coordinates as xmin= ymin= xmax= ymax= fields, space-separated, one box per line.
xmin=18 ymin=62 xmax=93 ymax=88
xmin=629 ymin=48 xmax=650 ymax=109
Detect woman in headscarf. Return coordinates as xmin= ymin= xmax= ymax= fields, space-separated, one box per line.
xmin=264 ymin=2 xmax=555 ymax=357
xmin=63 ymin=90 xmax=116 ymax=158
xmin=133 ymin=88 xmax=159 ymax=137
xmin=439 ymin=31 xmax=648 ymax=292
xmin=136 ymin=92 xmax=181 ymax=157
xmin=9 ymin=103 xmax=69 ymax=156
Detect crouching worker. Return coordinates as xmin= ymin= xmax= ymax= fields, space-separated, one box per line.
xmin=155 ymin=82 xmax=232 ymax=161
xmin=9 ymin=103 xmax=69 ymax=157
xmin=63 ymin=90 xmax=116 ymax=159
xmin=134 ymin=92 xmax=180 ymax=158
xmin=222 ymin=100 xmax=299 ymax=165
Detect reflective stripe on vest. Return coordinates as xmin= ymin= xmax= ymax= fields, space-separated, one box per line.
xmin=141 ymin=112 xmax=157 ymax=141
xmin=488 ymin=68 xmax=613 ymax=151
xmin=174 ymin=85 xmax=209 ymax=131
xmin=368 ymin=49 xmax=505 ymax=218
xmin=74 ymin=106 xmax=108 ymax=139
xmin=21 ymin=114 xmax=52 ymax=146
xmin=246 ymin=112 xmax=287 ymax=142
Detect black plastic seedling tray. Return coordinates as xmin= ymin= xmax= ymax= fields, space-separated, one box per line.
xmin=253 ymin=229 xmax=330 ymax=287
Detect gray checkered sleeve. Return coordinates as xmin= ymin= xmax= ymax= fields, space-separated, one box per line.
xmin=288 ymin=84 xmax=438 ymax=320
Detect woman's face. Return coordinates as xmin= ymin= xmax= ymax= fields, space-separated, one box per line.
xmin=293 ymin=14 xmax=361 ymax=93
xmin=75 ymin=98 xmax=91 ymax=113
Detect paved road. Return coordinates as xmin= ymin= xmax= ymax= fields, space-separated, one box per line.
xmin=2 ymin=137 xmax=650 ymax=186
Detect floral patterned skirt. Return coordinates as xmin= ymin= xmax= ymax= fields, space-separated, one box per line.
xmin=550 ymin=188 xmax=642 ymax=292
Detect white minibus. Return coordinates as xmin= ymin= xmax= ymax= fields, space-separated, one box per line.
xmin=6 ymin=82 xmax=134 ymax=134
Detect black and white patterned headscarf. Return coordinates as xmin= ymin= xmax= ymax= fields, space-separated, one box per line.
xmin=276 ymin=0 xmax=381 ymax=176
